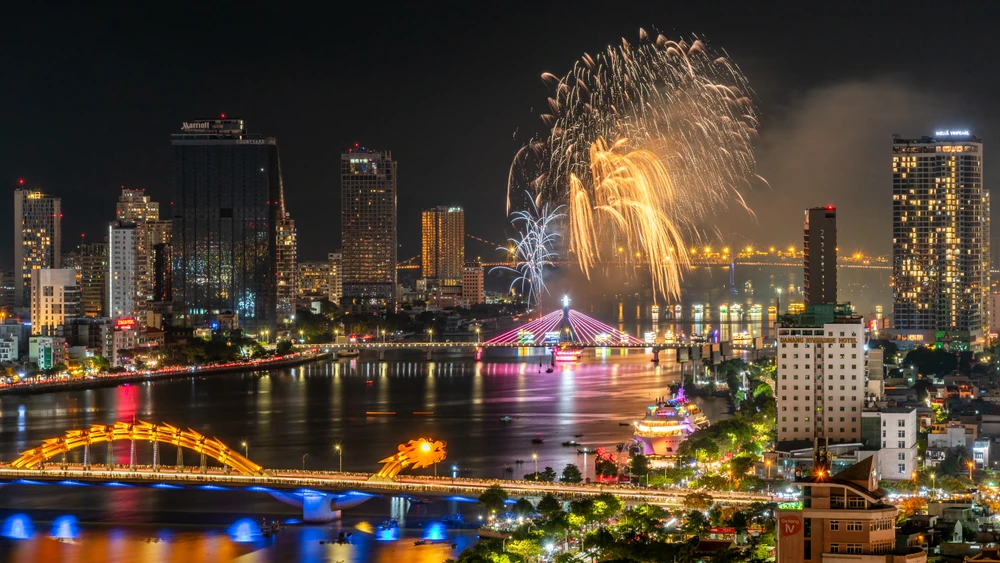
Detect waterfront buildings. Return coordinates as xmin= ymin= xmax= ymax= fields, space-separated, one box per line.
xmin=13 ymin=187 xmax=61 ymax=309
xmin=462 ymin=261 xmax=484 ymax=306
xmin=422 ymin=206 xmax=464 ymax=285
xmin=29 ymin=268 xmax=79 ymax=336
xmin=775 ymin=457 xmax=925 ymax=563
xmin=340 ymin=147 xmax=397 ymax=312
xmin=80 ymin=242 xmax=108 ymax=317
xmin=891 ymin=132 xmax=989 ymax=349
xmin=171 ymin=118 xmax=285 ymax=335
xmin=804 ymin=206 xmax=837 ymax=307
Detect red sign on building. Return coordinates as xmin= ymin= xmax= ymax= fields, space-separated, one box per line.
xmin=778 ymin=515 xmax=801 ymax=537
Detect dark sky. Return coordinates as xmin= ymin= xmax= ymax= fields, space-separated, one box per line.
xmin=3 ymin=1 xmax=999 ymax=269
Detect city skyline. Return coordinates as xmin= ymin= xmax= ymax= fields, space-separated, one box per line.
xmin=3 ymin=3 xmax=1000 ymax=270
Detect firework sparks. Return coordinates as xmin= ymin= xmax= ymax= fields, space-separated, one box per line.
xmin=491 ymin=195 xmax=565 ymax=309
xmin=511 ymin=31 xmax=761 ymax=302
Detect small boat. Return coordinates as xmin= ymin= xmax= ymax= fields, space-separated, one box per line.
xmin=414 ymin=540 xmax=428 ymax=545
xmin=545 ymin=367 xmax=554 ymax=373
xmin=503 ymin=465 xmax=513 ymax=472
xmin=578 ymin=447 xmax=596 ymax=454
xmin=532 ymin=436 xmax=544 ymax=444
xmin=619 ymin=422 xmax=631 ymax=426
xmin=574 ymin=434 xmax=584 ymax=438
xmin=336 ymin=349 xmax=361 ymax=358
xmin=377 ymin=519 xmax=398 ymax=530
xmin=561 ymin=440 xmax=579 ymax=447
xmin=499 ymin=416 xmax=513 ymax=423
xmin=515 ymin=459 xmax=525 ymax=465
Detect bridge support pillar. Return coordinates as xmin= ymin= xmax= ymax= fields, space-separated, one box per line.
xmin=378 ymin=349 xmax=385 ymax=361
xmin=268 ymin=491 xmax=371 ymax=523
xmin=152 ymin=442 xmax=159 ymax=471
xmin=176 ymin=446 xmax=184 ymax=472
xmin=200 ymin=453 xmax=207 ymax=474
xmin=83 ymin=444 xmax=90 ymax=470
xmin=129 ymin=439 xmax=136 ymax=471
xmin=107 ymin=442 xmax=114 ymax=470
xmin=650 ymin=348 xmax=660 ymax=363
xmin=426 ymin=349 xmax=432 ymax=361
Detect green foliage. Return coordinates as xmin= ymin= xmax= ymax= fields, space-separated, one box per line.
xmin=595 ymin=457 xmax=618 ymax=477
xmin=536 ymin=493 xmax=562 ymax=515
xmin=513 ymin=498 xmax=534 ymax=517
xmin=276 ymin=340 xmax=293 ymax=355
xmin=683 ymin=510 xmax=710 ymax=534
xmin=524 ymin=466 xmax=557 ymax=481
xmin=904 ymin=347 xmax=958 ymax=376
xmin=682 ymin=491 xmax=714 ymax=511
xmin=560 ymin=463 xmax=583 ymax=483
xmin=629 ymin=454 xmax=650 ymax=478
xmin=478 ymin=484 xmax=508 ymax=513
xmin=936 ymin=446 xmax=973 ymax=478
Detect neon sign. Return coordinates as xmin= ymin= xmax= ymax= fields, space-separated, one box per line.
xmin=935 ymin=130 xmax=970 ymax=136
xmin=115 ymin=318 xmax=136 ymax=329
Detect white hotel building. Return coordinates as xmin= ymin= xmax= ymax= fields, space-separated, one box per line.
xmin=776 ymin=309 xmax=866 ymax=447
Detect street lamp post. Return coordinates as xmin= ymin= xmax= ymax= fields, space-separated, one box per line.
xmin=381 ymin=329 xmax=386 ymax=344
xmin=303 ymin=453 xmax=308 ymax=471
xmin=969 ymin=461 xmax=975 ymax=481
xmin=532 ymin=453 xmax=538 ymax=480
xmin=476 ymin=328 xmax=481 ymax=344
xmin=428 ymin=328 xmax=434 ymax=343
xmin=335 ymin=445 xmax=342 ymax=472
xmin=765 ymin=459 xmax=772 ymax=480
xmin=241 ymin=441 xmax=249 ymax=459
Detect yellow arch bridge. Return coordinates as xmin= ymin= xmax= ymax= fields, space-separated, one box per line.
xmin=9 ymin=420 xmax=266 ymax=476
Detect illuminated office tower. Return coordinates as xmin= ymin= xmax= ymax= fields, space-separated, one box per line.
xmin=328 ymin=252 xmax=342 ymax=306
xmin=13 ymin=187 xmax=61 ymax=308
xmin=108 ymin=222 xmax=140 ymax=319
xmin=276 ymin=212 xmax=297 ymax=326
xmin=462 ymin=261 xmax=484 ymax=305
xmin=80 ymin=242 xmax=108 ymax=317
xmin=171 ymin=118 xmax=285 ymax=334
xmin=421 ymin=206 xmax=465 ymax=285
xmin=804 ymin=206 xmax=837 ymax=306
xmin=115 ymin=188 xmax=171 ymax=305
xmin=340 ymin=147 xmax=397 ymax=311
xmin=891 ymin=132 xmax=989 ymax=349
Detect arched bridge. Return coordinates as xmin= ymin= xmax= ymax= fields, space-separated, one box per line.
xmin=10 ymin=420 xmax=266 ymax=476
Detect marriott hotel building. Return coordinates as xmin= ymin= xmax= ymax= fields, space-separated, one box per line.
xmin=171 ymin=118 xmax=287 ymax=335
xmin=891 ymin=132 xmax=989 ymax=350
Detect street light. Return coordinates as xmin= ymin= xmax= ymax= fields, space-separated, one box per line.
xmin=335 ymin=444 xmax=342 ymax=472
xmin=969 ymin=461 xmax=975 ymax=481
xmin=476 ymin=327 xmax=481 ymax=344
xmin=765 ymin=459 xmax=772 ymax=480
xmin=532 ymin=453 xmax=539 ymax=480
xmin=241 ymin=441 xmax=249 ymax=459
xmin=381 ymin=329 xmax=386 ymax=344
xmin=428 ymin=328 xmax=434 ymax=343
xmin=303 ymin=453 xmax=309 ymax=471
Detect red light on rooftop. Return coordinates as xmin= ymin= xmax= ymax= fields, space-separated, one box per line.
xmin=18 ymin=178 xmax=24 ymax=185
xmin=826 ymin=205 xmax=834 ymax=210
xmin=354 ymin=143 xmax=359 ymax=147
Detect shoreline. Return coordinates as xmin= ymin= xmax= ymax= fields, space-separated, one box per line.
xmin=0 ymin=352 xmax=331 ymax=396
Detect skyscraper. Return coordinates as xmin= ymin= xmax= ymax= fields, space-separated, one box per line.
xmin=422 ymin=206 xmax=465 ymax=285
xmin=462 ymin=261 xmax=484 ymax=305
xmin=171 ymin=118 xmax=285 ymax=335
xmin=13 ymin=187 xmax=61 ymax=309
xmin=892 ymin=132 xmax=989 ymax=349
xmin=328 ymin=252 xmax=342 ymax=306
xmin=276 ymin=212 xmax=297 ymax=327
xmin=116 ymin=188 xmax=171 ymax=306
xmin=341 ymin=147 xmax=397 ymax=311
xmin=80 ymin=242 xmax=108 ymax=317
xmin=803 ymin=206 xmax=837 ymax=306
xmin=108 ymin=221 xmax=139 ymax=319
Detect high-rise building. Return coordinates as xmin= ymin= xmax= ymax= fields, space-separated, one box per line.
xmin=30 ymin=268 xmax=79 ymax=336
xmin=775 ymin=457 xmax=923 ymax=563
xmin=892 ymin=132 xmax=989 ymax=349
xmin=775 ymin=307 xmax=866 ymax=447
xmin=13 ymin=187 xmax=61 ymax=309
xmin=422 ymin=206 xmax=465 ymax=285
xmin=0 ymin=272 xmax=15 ymax=314
xmin=115 ymin=188 xmax=171 ymax=307
xmin=804 ymin=206 xmax=837 ymax=307
xmin=328 ymin=252 xmax=342 ymax=306
xmin=276 ymin=212 xmax=297 ymax=327
xmin=341 ymin=147 xmax=397 ymax=311
xmin=116 ymin=188 xmax=159 ymax=222
xmin=171 ymin=118 xmax=285 ymax=335
xmin=80 ymin=242 xmax=108 ymax=317
xmin=462 ymin=261 xmax=484 ymax=305
xmin=109 ymin=222 xmax=140 ymax=319
xmin=151 ymin=243 xmax=172 ymax=302
xmin=297 ymin=261 xmax=330 ymax=300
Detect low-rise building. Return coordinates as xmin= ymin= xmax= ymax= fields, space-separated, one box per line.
xmin=860 ymin=407 xmax=918 ymax=480
xmin=0 ymin=334 xmax=18 ymax=362
xmin=29 ymin=336 xmax=67 ymax=370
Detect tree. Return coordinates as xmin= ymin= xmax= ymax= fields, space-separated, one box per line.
xmin=506 ymin=539 xmax=543 ymax=562
xmin=595 ymin=457 xmax=618 ymax=477
xmin=936 ymin=446 xmax=973 ymax=478
xmin=629 ymin=454 xmax=650 ymax=480
xmin=904 ymin=347 xmax=958 ymax=376
xmin=478 ymin=484 xmax=508 ymax=514
xmin=537 ymin=493 xmax=562 ymax=515
xmin=513 ymin=498 xmax=535 ymax=517
xmin=898 ymin=497 xmax=927 ymax=519
xmin=276 ymin=340 xmax=293 ymax=355
xmin=561 ymin=464 xmax=583 ymax=483
xmin=540 ymin=466 xmax=557 ymax=482
xmin=683 ymin=491 xmax=714 ymax=512
xmin=590 ymin=493 xmax=623 ymax=521
xmin=683 ymin=510 xmax=710 ymax=535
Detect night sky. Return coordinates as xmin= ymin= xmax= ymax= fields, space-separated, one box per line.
xmin=4 ymin=2 xmax=1000 ymax=269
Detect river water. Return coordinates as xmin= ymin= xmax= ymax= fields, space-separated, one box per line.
xmin=0 ymin=352 xmax=717 ymax=563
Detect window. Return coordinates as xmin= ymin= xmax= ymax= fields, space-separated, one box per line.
xmin=847 ymin=497 xmax=865 ymax=508
xmin=846 ymin=544 xmax=863 ymax=554
xmin=829 ymin=521 xmax=839 ymax=531
xmin=782 ymin=417 xmax=787 ymax=422
xmin=898 ymin=441 xmax=905 ymax=448
xmin=898 ymin=430 xmax=905 ymax=438
xmin=830 ymin=544 xmax=839 ymax=554
xmin=897 ymin=452 xmax=906 ymax=461
xmin=846 ymin=521 xmax=863 ymax=531
xmin=898 ymin=419 xmax=905 ymax=427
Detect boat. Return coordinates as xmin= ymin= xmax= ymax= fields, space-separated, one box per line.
xmin=442 ymin=513 xmax=465 ymax=525
xmin=573 ymin=434 xmax=584 ymax=438
xmin=499 ymin=416 xmax=513 ymax=423
xmin=545 ymin=367 xmax=554 ymax=373
xmin=377 ymin=519 xmax=398 ymax=530
xmin=618 ymin=422 xmax=631 ymax=426
xmin=414 ymin=540 xmax=428 ymax=545
xmin=561 ymin=440 xmax=579 ymax=447
xmin=553 ymin=345 xmax=583 ymax=362
xmin=632 ymin=388 xmax=710 ymax=459
xmin=577 ymin=447 xmax=596 ymax=454
xmin=336 ymin=349 xmax=360 ymax=359
xmin=531 ymin=436 xmax=544 ymax=444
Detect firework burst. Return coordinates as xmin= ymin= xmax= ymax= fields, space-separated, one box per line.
xmin=491 ymin=195 xmax=565 ymax=309
xmin=510 ymin=30 xmax=761 ymax=302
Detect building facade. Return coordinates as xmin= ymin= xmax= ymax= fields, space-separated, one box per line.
xmin=29 ymin=268 xmax=79 ymax=336
xmin=275 ymin=212 xmax=297 ymax=327
xmin=804 ymin=206 xmax=837 ymax=307
xmin=340 ymin=148 xmax=397 ymax=311
xmin=80 ymin=242 xmax=108 ymax=317
xmin=860 ymin=407 xmax=918 ymax=481
xmin=171 ymin=118 xmax=285 ymax=335
xmin=892 ymin=133 xmax=989 ymax=349
xmin=422 ymin=206 xmax=464 ymax=284
xmin=462 ymin=261 xmax=484 ymax=306
xmin=13 ymin=187 xmax=61 ymax=309
xmin=109 ymin=221 xmax=140 ymax=320
xmin=297 ymin=261 xmax=330 ymax=300
xmin=328 ymin=252 xmax=342 ymax=306
xmin=776 ymin=307 xmax=867 ymax=447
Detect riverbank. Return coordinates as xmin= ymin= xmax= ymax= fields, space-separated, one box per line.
xmin=0 ymin=352 xmax=331 ymax=396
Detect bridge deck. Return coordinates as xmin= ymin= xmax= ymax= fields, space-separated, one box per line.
xmin=0 ymin=466 xmax=770 ymax=506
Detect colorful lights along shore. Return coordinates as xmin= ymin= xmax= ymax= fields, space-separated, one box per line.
xmin=509 ymin=30 xmax=761 ymax=304
xmin=486 ymin=308 xmax=644 ymax=346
